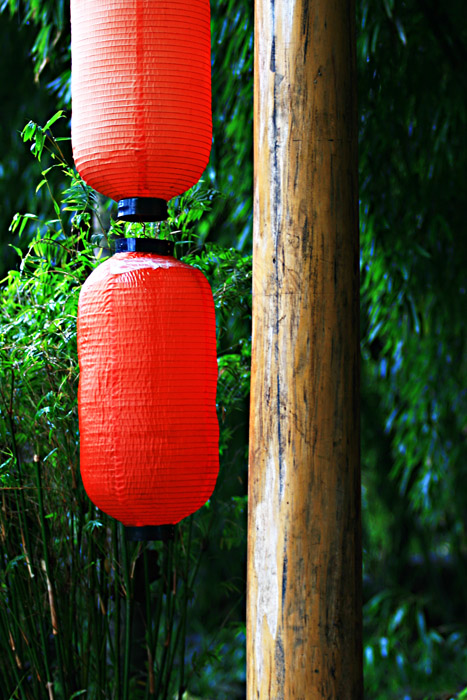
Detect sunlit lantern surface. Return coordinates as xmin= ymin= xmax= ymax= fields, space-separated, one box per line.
xmin=71 ymin=0 xmax=212 ymax=222
xmin=77 ymin=239 xmax=219 ymax=538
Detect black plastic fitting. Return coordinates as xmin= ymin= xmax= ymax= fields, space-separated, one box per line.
xmin=117 ymin=197 xmax=168 ymax=222
xmin=114 ymin=237 xmax=174 ymax=256
xmin=125 ymin=525 xmax=176 ymax=542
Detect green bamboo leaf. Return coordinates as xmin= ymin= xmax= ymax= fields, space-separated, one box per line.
xmin=43 ymin=110 xmax=65 ymax=132
xmin=21 ymin=120 xmax=36 ymax=142
xmin=8 ymin=244 xmax=23 ymax=258
xmin=35 ymin=178 xmax=47 ymax=194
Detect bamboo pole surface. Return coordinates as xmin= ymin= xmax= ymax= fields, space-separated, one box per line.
xmin=247 ymin=0 xmax=362 ymax=697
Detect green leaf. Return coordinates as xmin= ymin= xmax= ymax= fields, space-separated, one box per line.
xmin=9 ymin=212 xmax=38 ymax=237
xmin=36 ymin=178 xmax=48 ymax=194
xmin=8 ymin=244 xmax=23 ymax=258
xmin=21 ymin=120 xmax=36 ymax=142
xmin=43 ymin=110 xmax=65 ymax=131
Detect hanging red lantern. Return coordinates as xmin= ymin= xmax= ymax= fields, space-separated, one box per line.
xmin=77 ymin=239 xmax=219 ymax=539
xmin=70 ymin=0 xmax=212 ymax=222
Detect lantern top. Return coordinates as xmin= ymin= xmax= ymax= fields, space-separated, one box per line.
xmin=114 ymin=238 xmax=175 ymax=256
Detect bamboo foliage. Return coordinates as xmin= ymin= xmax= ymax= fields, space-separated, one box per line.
xmin=0 ymin=432 xmax=203 ymax=700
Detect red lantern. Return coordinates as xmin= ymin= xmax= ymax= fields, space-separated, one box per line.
xmin=71 ymin=0 xmax=212 ymax=222
xmin=77 ymin=239 xmax=219 ymax=538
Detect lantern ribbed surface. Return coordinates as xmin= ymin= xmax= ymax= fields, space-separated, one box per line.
xmin=77 ymin=250 xmax=219 ymax=526
xmin=71 ymin=0 xmax=212 ymax=203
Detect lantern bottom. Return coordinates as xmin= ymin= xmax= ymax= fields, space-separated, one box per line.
xmin=125 ymin=525 xmax=175 ymax=542
xmin=118 ymin=197 xmax=168 ymax=222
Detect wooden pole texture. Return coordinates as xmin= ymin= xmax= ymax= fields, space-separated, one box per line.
xmin=247 ymin=0 xmax=362 ymax=697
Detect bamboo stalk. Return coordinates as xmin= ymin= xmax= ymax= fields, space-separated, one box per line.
xmin=0 ymin=607 xmax=30 ymax=700
xmin=33 ymin=454 xmax=67 ymax=696
xmin=83 ymin=503 xmax=95 ymax=692
xmin=161 ymin=533 xmax=184 ymax=700
xmin=5 ymin=402 xmax=53 ymax=690
xmin=143 ymin=545 xmax=155 ymax=699
xmin=3 ymin=565 xmax=43 ymax=697
xmin=112 ymin=519 xmax=121 ymax=700
xmin=150 ymin=542 xmax=167 ymax=684
xmin=120 ymin=523 xmax=133 ymax=700
xmin=97 ymin=545 xmax=110 ymax=695
xmin=74 ymin=493 xmax=86 ymax=690
xmin=154 ymin=539 xmax=174 ymax=699
xmin=178 ymin=518 xmax=193 ymax=700
xmin=89 ymin=540 xmax=103 ymax=693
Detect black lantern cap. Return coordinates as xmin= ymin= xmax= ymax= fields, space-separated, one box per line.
xmin=125 ymin=525 xmax=176 ymax=542
xmin=118 ymin=197 xmax=168 ymax=222
xmin=115 ymin=238 xmax=174 ymax=256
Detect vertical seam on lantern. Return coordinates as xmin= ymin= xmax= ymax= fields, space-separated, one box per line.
xmin=108 ymin=269 xmax=119 ymax=515
xmin=136 ymin=0 xmax=148 ymax=195
xmin=109 ymin=265 xmax=130 ymax=521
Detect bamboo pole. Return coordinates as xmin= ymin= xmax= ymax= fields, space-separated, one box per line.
xmin=247 ymin=0 xmax=362 ymax=697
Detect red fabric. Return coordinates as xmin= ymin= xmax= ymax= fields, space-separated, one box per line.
xmin=71 ymin=0 xmax=212 ymax=202
xmin=77 ymin=252 xmax=219 ymax=525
